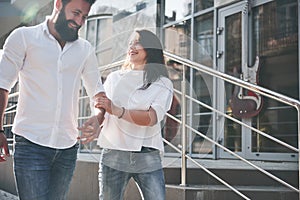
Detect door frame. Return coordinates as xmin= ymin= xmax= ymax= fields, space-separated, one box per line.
xmin=216 ymin=0 xmax=298 ymax=161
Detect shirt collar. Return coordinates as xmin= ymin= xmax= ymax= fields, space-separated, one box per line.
xmin=42 ymin=16 xmax=51 ymax=36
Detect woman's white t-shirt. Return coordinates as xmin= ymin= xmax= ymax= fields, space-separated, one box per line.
xmin=97 ymin=69 xmax=173 ymax=152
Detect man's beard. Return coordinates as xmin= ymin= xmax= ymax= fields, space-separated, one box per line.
xmin=55 ymin=9 xmax=81 ymax=42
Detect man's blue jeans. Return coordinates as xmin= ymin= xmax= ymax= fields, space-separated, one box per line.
xmin=99 ymin=164 xmax=166 ymax=200
xmin=13 ymin=135 xmax=78 ymax=200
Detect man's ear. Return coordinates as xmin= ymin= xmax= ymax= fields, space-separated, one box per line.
xmin=55 ymin=0 xmax=63 ymax=11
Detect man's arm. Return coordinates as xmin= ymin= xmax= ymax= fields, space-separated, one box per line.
xmin=93 ymin=92 xmax=106 ymax=124
xmin=0 ymin=88 xmax=10 ymax=160
xmin=77 ymin=92 xmax=106 ymax=144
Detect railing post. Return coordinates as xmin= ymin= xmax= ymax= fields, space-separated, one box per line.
xmin=181 ymin=65 xmax=187 ymax=186
xmin=296 ymin=105 xmax=300 ymax=199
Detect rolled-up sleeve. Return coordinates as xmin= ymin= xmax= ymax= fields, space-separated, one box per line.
xmin=151 ymin=78 xmax=174 ymax=122
xmin=0 ymin=28 xmax=25 ymax=91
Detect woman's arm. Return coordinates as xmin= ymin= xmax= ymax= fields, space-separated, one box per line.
xmin=95 ymin=95 xmax=157 ymax=126
xmin=113 ymin=105 xmax=157 ymax=126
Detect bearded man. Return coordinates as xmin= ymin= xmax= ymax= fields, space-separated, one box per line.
xmin=0 ymin=0 xmax=105 ymax=199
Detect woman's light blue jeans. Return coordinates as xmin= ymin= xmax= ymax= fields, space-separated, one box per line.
xmin=13 ymin=135 xmax=78 ymax=200
xmin=99 ymin=164 xmax=166 ymax=200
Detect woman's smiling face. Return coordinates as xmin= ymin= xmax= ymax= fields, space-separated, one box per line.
xmin=128 ymin=32 xmax=147 ymax=70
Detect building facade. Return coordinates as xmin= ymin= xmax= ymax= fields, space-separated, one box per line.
xmin=0 ymin=0 xmax=299 ymax=199
xmin=79 ymin=0 xmax=299 ymax=162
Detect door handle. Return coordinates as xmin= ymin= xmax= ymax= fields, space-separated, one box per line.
xmin=216 ymin=50 xmax=223 ymax=58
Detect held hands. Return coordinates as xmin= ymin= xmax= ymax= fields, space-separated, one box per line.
xmin=0 ymin=132 xmax=9 ymax=162
xmin=77 ymin=93 xmax=106 ymax=144
xmin=94 ymin=94 xmax=113 ymax=114
xmin=94 ymin=94 xmax=123 ymax=117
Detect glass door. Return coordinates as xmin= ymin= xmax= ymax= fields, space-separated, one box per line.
xmin=216 ymin=0 xmax=298 ymax=161
xmin=217 ymin=2 xmax=246 ymax=159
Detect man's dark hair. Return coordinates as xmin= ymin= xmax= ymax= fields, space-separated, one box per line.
xmin=61 ymin=0 xmax=96 ymax=6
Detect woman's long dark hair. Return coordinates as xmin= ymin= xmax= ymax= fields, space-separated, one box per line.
xmin=135 ymin=30 xmax=169 ymax=89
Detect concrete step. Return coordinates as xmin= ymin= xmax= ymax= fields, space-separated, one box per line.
xmin=124 ymin=158 xmax=299 ymax=200
xmin=0 ymin=190 xmax=18 ymax=200
xmin=162 ymin=158 xmax=298 ymax=188
xmin=124 ymin=181 xmax=298 ymax=200
xmin=165 ymin=184 xmax=298 ymax=200
xmin=164 ymin=167 xmax=298 ymax=187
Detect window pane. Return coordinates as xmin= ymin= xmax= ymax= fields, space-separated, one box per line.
xmin=164 ymin=20 xmax=191 ymax=59
xmin=86 ymin=20 xmax=96 ymax=46
xmin=192 ymin=13 xmax=214 ymax=154
xmin=251 ymin=0 xmax=298 ymax=153
xmin=162 ymin=63 xmax=182 ymax=153
xmin=195 ymin=0 xmax=213 ymax=12
xmin=95 ymin=17 xmax=113 ymax=66
xmin=194 ymin=12 xmax=214 ymax=67
xmin=164 ymin=0 xmax=192 ymax=23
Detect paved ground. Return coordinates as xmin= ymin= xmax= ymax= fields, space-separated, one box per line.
xmin=0 ymin=190 xmax=18 ymax=200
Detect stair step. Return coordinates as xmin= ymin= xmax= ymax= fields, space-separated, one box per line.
xmin=165 ymin=184 xmax=298 ymax=200
xmin=164 ymin=169 xmax=298 ymax=186
xmin=166 ymin=184 xmax=295 ymax=192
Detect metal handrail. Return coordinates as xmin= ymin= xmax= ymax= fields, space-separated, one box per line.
xmin=164 ymin=51 xmax=300 ymax=110
xmin=164 ymin=51 xmax=300 ymax=152
xmin=163 ymin=51 xmax=300 ymax=199
xmin=164 ymin=139 xmax=251 ymax=200
xmin=93 ymin=53 xmax=300 ymax=198
xmin=88 ymin=53 xmax=300 ymax=198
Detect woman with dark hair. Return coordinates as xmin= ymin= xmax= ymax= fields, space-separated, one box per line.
xmin=95 ymin=29 xmax=173 ymax=200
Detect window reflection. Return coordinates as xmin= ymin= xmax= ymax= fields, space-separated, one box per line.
xmin=95 ymin=18 xmax=113 ymax=66
xmin=195 ymin=0 xmax=213 ymax=12
xmin=251 ymin=0 xmax=298 ymax=153
xmin=225 ymin=13 xmax=242 ymax=72
xmin=224 ymin=13 xmax=242 ymax=152
xmin=191 ymin=68 xmax=213 ymax=154
xmin=164 ymin=0 xmax=192 ymax=23
xmin=194 ymin=12 xmax=213 ymax=67
xmin=163 ymin=59 xmax=183 ymax=153
xmin=86 ymin=20 xmax=96 ymax=47
xmin=164 ymin=20 xmax=191 ymax=59
xmin=86 ymin=16 xmax=113 ymax=66
xmin=191 ymin=13 xmax=214 ymax=154
xmin=163 ymin=1 xmax=215 ymax=156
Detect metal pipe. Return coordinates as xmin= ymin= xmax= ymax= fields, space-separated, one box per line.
xmin=164 ymin=139 xmax=251 ymax=200
xmin=297 ymin=105 xmax=300 ymax=199
xmin=164 ymin=51 xmax=300 ymax=108
xmin=180 ymin=65 xmax=187 ymax=186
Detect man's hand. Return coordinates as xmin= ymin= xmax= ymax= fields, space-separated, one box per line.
xmin=0 ymin=132 xmax=9 ymax=162
xmin=77 ymin=115 xmax=103 ymax=144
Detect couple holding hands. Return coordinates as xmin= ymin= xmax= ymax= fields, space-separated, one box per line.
xmin=0 ymin=0 xmax=173 ymax=200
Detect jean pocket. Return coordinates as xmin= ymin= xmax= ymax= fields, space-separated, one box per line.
xmin=102 ymin=148 xmax=112 ymax=154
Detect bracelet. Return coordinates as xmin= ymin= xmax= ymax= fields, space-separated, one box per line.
xmin=0 ymin=130 xmax=4 ymax=133
xmin=118 ymin=107 xmax=125 ymax=119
